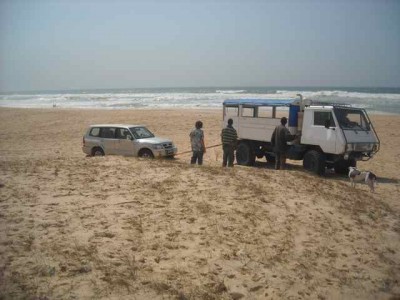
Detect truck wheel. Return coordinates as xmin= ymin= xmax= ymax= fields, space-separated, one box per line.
xmin=236 ymin=142 xmax=255 ymax=166
xmin=303 ymin=150 xmax=325 ymax=176
xmin=334 ymin=159 xmax=356 ymax=175
xmin=265 ymin=153 xmax=276 ymax=164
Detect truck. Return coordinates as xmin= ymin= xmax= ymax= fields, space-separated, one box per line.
xmin=222 ymin=94 xmax=380 ymax=175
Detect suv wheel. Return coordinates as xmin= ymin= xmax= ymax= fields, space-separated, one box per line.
xmin=139 ymin=149 xmax=154 ymax=158
xmin=236 ymin=142 xmax=255 ymax=166
xmin=303 ymin=150 xmax=325 ymax=176
xmin=92 ymin=147 xmax=104 ymax=157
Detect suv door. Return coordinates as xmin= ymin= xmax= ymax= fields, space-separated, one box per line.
xmin=115 ymin=127 xmax=136 ymax=156
xmin=99 ymin=127 xmax=117 ymax=154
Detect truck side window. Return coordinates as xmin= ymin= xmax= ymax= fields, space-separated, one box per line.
xmin=225 ymin=106 xmax=239 ymax=116
xmin=314 ymin=112 xmax=335 ymax=127
xmin=242 ymin=107 xmax=255 ymax=117
xmin=258 ymin=106 xmax=273 ymax=118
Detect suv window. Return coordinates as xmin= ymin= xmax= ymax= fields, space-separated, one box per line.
xmin=100 ymin=127 xmax=116 ymax=139
xmin=314 ymin=111 xmax=335 ymax=127
xmin=89 ymin=127 xmax=100 ymax=137
xmin=115 ymin=128 xmax=132 ymax=139
xmin=129 ymin=127 xmax=154 ymax=139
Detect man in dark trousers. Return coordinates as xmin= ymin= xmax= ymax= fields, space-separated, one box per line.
xmin=221 ymin=118 xmax=238 ymax=167
xmin=271 ymin=117 xmax=295 ymax=170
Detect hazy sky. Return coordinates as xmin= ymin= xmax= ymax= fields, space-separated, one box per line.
xmin=0 ymin=0 xmax=399 ymax=92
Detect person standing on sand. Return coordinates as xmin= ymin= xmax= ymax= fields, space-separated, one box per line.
xmin=271 ymin=117 xmax=295 ymax=170
xmin=189 ymin=120 xmax=206 ymax=165
xmin=221 ymin=118 xmax=238 ymax=167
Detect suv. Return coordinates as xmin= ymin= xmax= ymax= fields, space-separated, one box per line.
xmin=82 ymin=124 xmax=177 ymax=158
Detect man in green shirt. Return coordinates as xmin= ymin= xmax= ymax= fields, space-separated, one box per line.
xmin=271 ymin=117 xmax=295 ymax=170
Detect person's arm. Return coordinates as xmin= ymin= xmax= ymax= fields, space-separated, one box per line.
xmin=201 ymin=131 xmax=206 ymax=153
xmin=271 ymin=128 xmax=276 ymax=146
xmin=285 ymin=127 xmax=296 ymax=142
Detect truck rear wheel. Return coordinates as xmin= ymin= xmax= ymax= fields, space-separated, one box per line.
xmin=265 ymin=153 xmax=276 ymax=164
xmin=303 ymin=150 xmax=325 ymax=176
xmin=334 ymin=159 xmax=356 ymax=175
xmin=236 ymin=142 xmax=255 ymax=166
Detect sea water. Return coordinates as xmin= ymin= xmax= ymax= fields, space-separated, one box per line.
xmin=1 ymin=87 xmax=399 ymax=114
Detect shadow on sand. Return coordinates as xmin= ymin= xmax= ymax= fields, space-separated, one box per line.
xmin=240 ymin=161 xmax=399 ymax=185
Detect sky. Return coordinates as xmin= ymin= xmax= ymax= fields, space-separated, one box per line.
xmin=0 ymin=0 xmax=399 ymax=92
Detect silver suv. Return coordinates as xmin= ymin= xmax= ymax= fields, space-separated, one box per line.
xmin=82 ymin=124 xmax=177 ymax=158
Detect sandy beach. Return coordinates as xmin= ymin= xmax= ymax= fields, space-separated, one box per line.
xmin=0 ymin=107 xmax=399 ymax=299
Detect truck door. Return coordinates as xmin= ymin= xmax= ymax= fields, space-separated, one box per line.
xmin=308 ymin=111 xmax=339 ymax=154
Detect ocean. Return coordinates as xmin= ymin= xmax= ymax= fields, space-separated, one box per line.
xmin=1 ymin=87 xmax=400 ymax=114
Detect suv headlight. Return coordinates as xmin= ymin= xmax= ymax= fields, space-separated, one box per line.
xmin=152 ymin=144 xmax=164 ymax=150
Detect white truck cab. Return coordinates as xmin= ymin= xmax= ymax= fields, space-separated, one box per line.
xmin=223 ymin=95 xmax=380 ymax=175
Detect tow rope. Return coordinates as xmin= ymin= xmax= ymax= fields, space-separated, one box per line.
xmin=174 ymin=143 xmax=222 ymax=156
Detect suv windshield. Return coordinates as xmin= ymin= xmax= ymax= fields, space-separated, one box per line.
xmin=334 ymin=108 xmax=370 ymax=131
xmin=129 ymin=127 xmax=155 ymax=139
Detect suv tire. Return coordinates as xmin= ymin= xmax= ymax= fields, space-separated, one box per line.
xmin=236 ymin=142 xmax=255 ymax=166
xmin=92 ymin=147 xmax=105 ymax=157
xmin=303 ymin=150 xmax=325 ymax=176
xmin=139 ymin=149 xmax=154 ymax=158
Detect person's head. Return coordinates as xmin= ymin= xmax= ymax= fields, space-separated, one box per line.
xmin=227 ymin=118 xmax=233 ymax=126
xmin=195 ymin=120 xmax=203 ymax=129
xmin=280 ymin=117 xmax=287 ymax=126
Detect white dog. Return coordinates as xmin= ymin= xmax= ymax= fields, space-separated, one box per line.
xmin=348 ymin=166 xmax=377 ymax=192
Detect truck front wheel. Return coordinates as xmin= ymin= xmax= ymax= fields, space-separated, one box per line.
xmin=303 ymin=150 xmax=325 ymax=176
xmin=236 ymin=142 xmax=256 ymax=166
xmin=334 ymin=159 xmax=356 ymax=175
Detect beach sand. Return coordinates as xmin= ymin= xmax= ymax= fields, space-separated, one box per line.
xmin=0 ymin=107 xmax=399 ymax=299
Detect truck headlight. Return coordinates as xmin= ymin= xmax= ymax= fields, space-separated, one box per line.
xmin=152 ymin=144 xmax=164 ymax=150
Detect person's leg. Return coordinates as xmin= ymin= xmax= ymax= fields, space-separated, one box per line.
xmin=198 ymin=151 xmax=204 ymax=165
xmin=222 ymin=145 xmax=228 ymax=167
xmin=227 ymin=146 xmax=234 ymax=167
xmin=280 ymin=153 xmax=287 ymax=170
xmin=275 ymin=152 xmax=281 ymax=170
xmin=191 ymin=151 xmax=198 ymax=164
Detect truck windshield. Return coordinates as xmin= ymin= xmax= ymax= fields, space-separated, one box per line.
xmin=129 ymin=127 xmax=155 ymax=139
xmin=334 ymin=108 xmax=370 ymax=131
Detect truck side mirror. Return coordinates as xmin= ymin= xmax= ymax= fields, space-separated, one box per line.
xmin=324 ymin=119 xmax=330 ymax=129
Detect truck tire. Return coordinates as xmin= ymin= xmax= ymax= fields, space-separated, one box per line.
xmin=303 ymin=150 xmax=325 ymax=176
xmin=236 ymin=142 xmax=256 ymax=166
xmin=265 ymin=153 xmax=276 ymax=164
xmin=334 ymin=159 xmax=356 ymax=175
